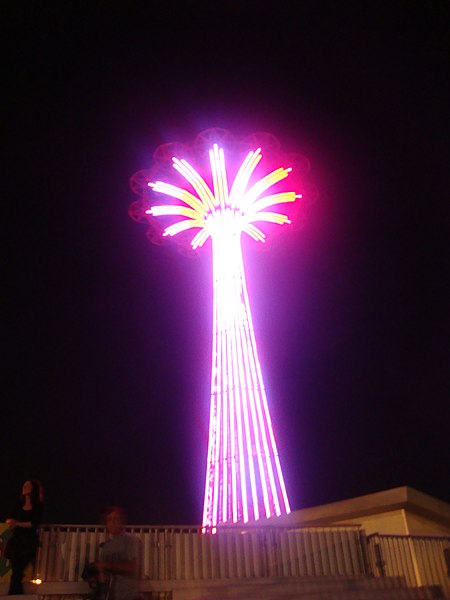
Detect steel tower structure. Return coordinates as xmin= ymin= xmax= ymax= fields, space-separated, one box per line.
xmin=131 ymin=134 xmax=301 ymax=530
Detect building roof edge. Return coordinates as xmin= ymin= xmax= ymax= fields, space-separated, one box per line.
xmin=287 ymin=487 xmax=450 ymax=528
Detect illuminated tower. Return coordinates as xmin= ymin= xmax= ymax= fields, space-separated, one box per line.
xmin=131 ymin=133 xmax=302 ymax=530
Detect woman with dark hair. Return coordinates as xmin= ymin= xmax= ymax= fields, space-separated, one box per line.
xmin=5 ymin=480 xmax=44 ymax=595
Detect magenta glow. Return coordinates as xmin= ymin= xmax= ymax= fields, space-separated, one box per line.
xmin=137 ymin=138 xmax=302 ymax=530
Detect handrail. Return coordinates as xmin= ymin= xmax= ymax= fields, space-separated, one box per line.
xmin=3 ymin=526 xmax=449 ymax=598
xmin=35 ymin=523 xmax=369 ymax=582
xmin=367 ymin=533 xmax=450 ymax=598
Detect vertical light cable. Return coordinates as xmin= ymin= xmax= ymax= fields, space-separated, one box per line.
xmin=239 ymin=249 xmax=290 ymax=515
xmin=232 ymin=279 xmax=260 ymax=521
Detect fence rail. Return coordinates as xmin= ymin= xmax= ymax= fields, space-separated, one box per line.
xmin=36 ymin=524 xmax=369 ymax=582
xmin=13 ymin=526 xmax=449 ymax=599
xmin=367 ymin=533 xmax=450 ymax=598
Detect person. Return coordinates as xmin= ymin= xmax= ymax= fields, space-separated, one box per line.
xmin=95 ymin=506 xmax=141 ymax=600
xmin=5 ymin=479 xmax=44 ymax=595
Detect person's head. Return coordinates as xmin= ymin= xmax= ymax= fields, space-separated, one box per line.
xmin=21 ymin=479 xmax=44 ymax=505
xmin=101 ymin=506 xmax=126 ymax=535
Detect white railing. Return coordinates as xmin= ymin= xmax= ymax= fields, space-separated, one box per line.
xmin=367 ymin=533 xmax=450 ymax=598
xmin=36 ymin=524 xmax=369 ymax=582
xmin=3 ymin=526 xmax=449 ymax=598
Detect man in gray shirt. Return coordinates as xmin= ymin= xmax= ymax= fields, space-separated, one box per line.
xmin=96 ymin=506 xmax=141 ymax=600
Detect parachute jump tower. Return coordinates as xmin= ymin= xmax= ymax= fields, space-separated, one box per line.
xmin=130 ymin=130 xmax=308 ymax=531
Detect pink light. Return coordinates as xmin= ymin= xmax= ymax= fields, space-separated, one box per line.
xmin=145 ymin=143 xmax=297 ymax=529
xmin=231 ymin=307 xmax=258 ymax=517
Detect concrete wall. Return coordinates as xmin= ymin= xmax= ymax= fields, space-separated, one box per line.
xmin=279 ymin=487 xmax=450 ymax=537
xmin=328 ymin=509 xmax=408 ymax=535
xmin=405 ymin=511 xmax=450 ymax=536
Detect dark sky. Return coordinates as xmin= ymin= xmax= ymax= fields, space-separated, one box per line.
xmin=3 ymin=1 xmax=449 ymax=525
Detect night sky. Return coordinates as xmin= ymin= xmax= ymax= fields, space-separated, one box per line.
xmin=3 ymin=2 xmax=449 ymax=526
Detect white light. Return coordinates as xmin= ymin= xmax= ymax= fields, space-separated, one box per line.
xmin=148 ymin=144 xmax=298 ymax=528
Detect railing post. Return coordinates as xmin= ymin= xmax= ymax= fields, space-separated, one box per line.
xmin=444 ymin=547 xmax=450 ymax=578
xmin=374 ymin=542 xmax=386 ymax=577
xmin=358 ymin=530 xmax=372 ymax=576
